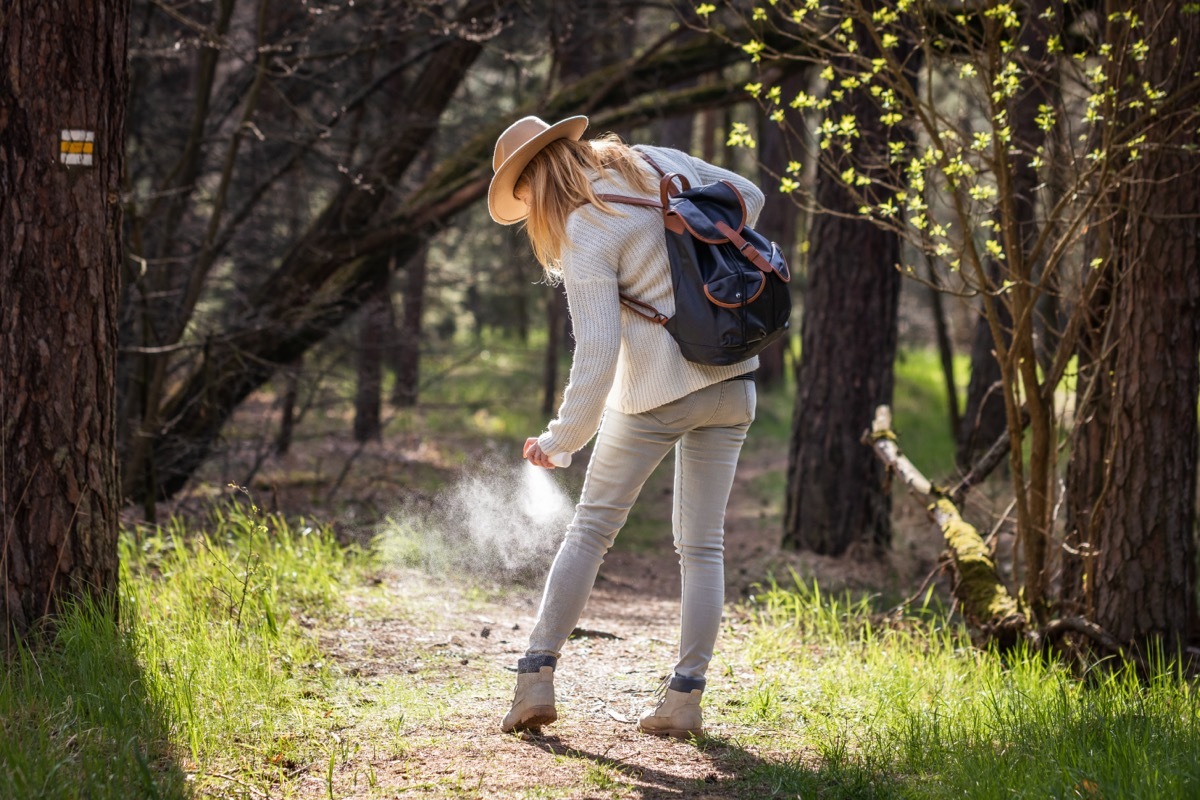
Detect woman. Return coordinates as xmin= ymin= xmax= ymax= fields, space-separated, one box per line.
xmin=489 ymin=114 xmax=764 ymax=739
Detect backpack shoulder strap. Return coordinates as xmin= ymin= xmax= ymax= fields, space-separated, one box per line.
xmin=636 ymin=149 xmax=668 ymax=176
xmin=618 ymin=293 xmax=669 ymax=325
xmin=591 ymin=150 xmax=676 ymax=324
xmin=593 ymin=148 xmax=676 ymax=209
xmin=596 ymin=193 xmax=662 ymax=209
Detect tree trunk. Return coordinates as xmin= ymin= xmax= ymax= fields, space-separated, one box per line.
xmin=658 ymin=108 xmax=695 ymax=152
xmin=957 ymin=305 xmax=1009 ymax=472
xmin=994 ymin=0 xmax=1061 ymax=615
xmin=783 ymin=10 xmax=909 ymax=556
xmin=393 ymin=245 xmax=427 ymax=407
xmin=924 ymin=259 xmax=962 ymax=441
xmin=1065 ymin=2 xmax=1200 ymax=649
xmin=654 ymin=2 xmax=703 ymax=150
xmin=700 ymin=97 xmax=720 ymax=164
xmin=866 ymin=407 xmax=1026 ymax=645
xmin=275 ymin=361 xmax=300 ymax=456
xmin=539 ymin=0 xmax=632 ymax=418
xmin=508 ymin=231 xmax=531 ymax=344
xmin=1061 ymin=250 xmax=1112 ymax=618
xmin=784 ymin=206 xmax=899 ymax=555
xmin=353 ymin=273 xmax=389 ymax=442
xmin=1 ymin=0 xmax=128 ymax=639
xmin=958 ymin=1 xmax=1060 ymax=491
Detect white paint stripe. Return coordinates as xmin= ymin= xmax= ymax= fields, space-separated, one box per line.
xmin=61 ymin=153 xmax=94 ymax=166
xmin=61 ymin=129 xmax=95 ymax=142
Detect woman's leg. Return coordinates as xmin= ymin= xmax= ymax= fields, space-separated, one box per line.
xmin=525 ymin=407 xmax=680 ymax=658
xmin=671 ymin=380 xmax=755 ymax=681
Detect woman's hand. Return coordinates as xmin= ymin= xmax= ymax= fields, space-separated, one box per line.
xmin=523 ymin=437 xmax=556 ymax=469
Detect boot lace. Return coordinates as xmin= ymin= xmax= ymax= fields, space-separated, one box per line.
xmin=649 ymin=673 xmax=672 ymax=710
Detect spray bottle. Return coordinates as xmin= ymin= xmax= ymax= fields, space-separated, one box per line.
xmin=548 ymin=452 xmax=572 ymax=468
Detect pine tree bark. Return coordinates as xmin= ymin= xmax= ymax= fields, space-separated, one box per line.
xmin=783 ymin=6 xmax=909 ymax=556
xmin=784 ymin=198 xmax=899 ymax=555
xmin=1065 ymin=2 xmax=1200 ymax=648
xmin=957 ymin=304 xmax=1009 ymax=472
xmin=275 ymin=361 xmax=300 ymax=456
xmin=1 ymin=0 xmax=128 ymax=638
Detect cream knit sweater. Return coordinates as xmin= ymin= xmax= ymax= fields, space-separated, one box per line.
xmin=537 ymin=145 xmax=766 ymax=460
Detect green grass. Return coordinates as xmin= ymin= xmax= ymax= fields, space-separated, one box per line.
xmin=719 ymin=574 xmax=1200 ymax=799
xmin=0 ymin=597 xmax=186 ymax=800
xmin=1 ymin=499 xmax=371 ymax=799
xmin=4 ymin=503 xmax=1197 ymax=798
xmin=124 ymin=501 xmax=365 ymax=771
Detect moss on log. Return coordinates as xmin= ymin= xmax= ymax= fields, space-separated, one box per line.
xmin=867 ymin=406 xmax=1027 ymax=643
xmin=930 ymin=498 xmax=1025 ymax=635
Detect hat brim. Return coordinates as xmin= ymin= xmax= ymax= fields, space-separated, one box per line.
xmin=488 ymin=115 xmax=589 ymax=224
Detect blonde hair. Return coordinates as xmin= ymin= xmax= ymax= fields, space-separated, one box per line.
xmin=516 ymin=134 xmax=656 ymax=278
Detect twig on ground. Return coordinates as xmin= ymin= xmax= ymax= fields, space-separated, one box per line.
xmin=190 ymin=771 xmax=271 ymax=798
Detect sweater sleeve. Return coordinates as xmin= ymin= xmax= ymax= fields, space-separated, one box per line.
xmin=536 ymin=214 xmax=623 ymax=457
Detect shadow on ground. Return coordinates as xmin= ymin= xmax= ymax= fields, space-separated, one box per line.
xmin=1 ymin=604 xmax=188 ymax=800
xmin=519 ymin=730 xmax=904 ymax=799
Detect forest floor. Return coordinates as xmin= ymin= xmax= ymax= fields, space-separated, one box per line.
xmin=171 ymin=400 xmax=946 ymax=799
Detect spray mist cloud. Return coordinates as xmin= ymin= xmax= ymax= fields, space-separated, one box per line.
xmin=378 ymin=455 xmax=575 ymax=580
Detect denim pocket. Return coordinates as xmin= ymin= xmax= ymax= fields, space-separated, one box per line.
xmin=709 ymin=380 xmax=756 ymax=427
xmin=645 ymin=392 xmax=698 ymax=427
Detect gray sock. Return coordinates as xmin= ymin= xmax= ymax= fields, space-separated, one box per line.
xmin=517 ymin=654 xmax=557 ymax=673
xmin=669 ymin=674 xmax=706 ymax=693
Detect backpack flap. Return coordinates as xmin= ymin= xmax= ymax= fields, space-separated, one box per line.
xmin=666 ymin=180 xmax=790 ymax=282
xmin=665 ymin=180 xmax=746 ymax=244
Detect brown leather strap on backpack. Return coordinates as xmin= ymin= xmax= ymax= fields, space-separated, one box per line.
xmin=638 ymin=150 xmax=668 ymax=176
xmin=599 ymin=151 xmax=693 ymax=326
xmin=714 ymin=220 xmax=774 ymax=274
xmin=596 ymin=193 xmax=661 ymax=209
xmin=617 ymin=293 xmax=669 ymax=325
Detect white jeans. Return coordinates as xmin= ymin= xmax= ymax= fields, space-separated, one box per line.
xmin=527 ymin=378 xmax=756 ymax=681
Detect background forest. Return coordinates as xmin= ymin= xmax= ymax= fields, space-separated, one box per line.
xmin=2 ymin=0 xmax=1199 ymax=797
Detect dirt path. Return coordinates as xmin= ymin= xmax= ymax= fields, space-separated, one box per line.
xmin=170 ymin=395 xmax=939 ymax=798
xmin=316 ymin=574 xmax=763 ymax=798
xmin=298 ymin=452 xmax=775 ymax=798
xmin=275 ymin=442 xmax=935 ymax=800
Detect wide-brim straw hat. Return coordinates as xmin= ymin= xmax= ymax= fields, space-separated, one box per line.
xmin=488 ymin=114 xmax=589 ymax=224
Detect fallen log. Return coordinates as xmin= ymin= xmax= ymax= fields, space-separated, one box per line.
xmin=865 ymin=405 xmax=1166 ymax=670
xmin=864 ymin=405 xmax=1028 ymax=647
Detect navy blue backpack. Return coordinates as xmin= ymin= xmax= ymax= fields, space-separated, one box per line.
xmin=598 ymin=154 xmax=792 ymax=366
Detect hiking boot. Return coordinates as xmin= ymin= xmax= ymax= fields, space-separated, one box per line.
xmin=637 ymin=674 xmax=704 ymax=739
xmin=500 ymin=655 xmax=557 ymax=733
